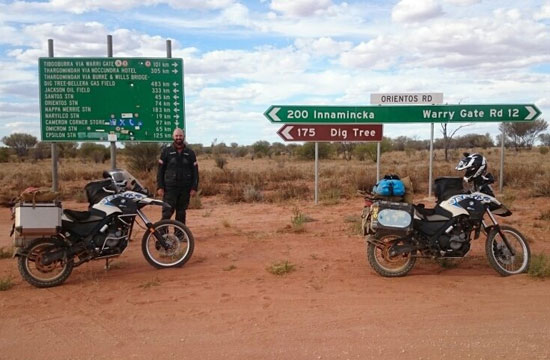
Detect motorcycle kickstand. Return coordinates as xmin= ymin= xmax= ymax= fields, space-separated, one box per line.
xmin=105 ymin=258 xmax=111 ymax=270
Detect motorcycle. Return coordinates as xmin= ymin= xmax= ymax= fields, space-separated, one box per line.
xmin=12 ymin=169 xmax=194 ymax=288
xmin=362 ymin=173 xmax=530 ymax=277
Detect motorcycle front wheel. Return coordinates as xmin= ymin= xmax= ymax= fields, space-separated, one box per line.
xmin=17 ymin=237 xmax=74 ymax=288
xmin=142 ymin=219 xmax=194 ymax=269
xmin=486 ymin=225 xmax=530 ymax=276
xmin=366 ymin=234 xmax=416 ymax=277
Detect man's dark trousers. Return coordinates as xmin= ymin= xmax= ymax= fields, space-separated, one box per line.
xmin=162 ymin=187 xmax=191 ymax=224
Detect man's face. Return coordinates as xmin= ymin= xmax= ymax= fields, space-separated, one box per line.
xmin=173 ymin=130 xmax=184 ymax=145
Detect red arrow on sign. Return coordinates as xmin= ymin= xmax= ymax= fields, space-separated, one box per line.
xmin=277 ymin=124 xmax=383 ymax=142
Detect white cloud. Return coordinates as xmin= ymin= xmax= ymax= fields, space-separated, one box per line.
xmin=294 ymin=37 xmax=353 ymax=57
xmin=270 ymin=0 xmax=333 ymax=17
xmin=392 ymin=0 xmax=443 ymax=23
xmin=535 ymin=4 xmax=550 ymax=20
xmin=444 ymin=0 xmax=481 ymax=5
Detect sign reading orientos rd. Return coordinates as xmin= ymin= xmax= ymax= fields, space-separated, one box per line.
xmin=39 ymin=57 xmax=184 ymax=142
xmin=264 ymin=104 xmax=541 ymax=124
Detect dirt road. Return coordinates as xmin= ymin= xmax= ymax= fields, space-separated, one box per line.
xmin=1 ymin=197 xmax=549 ymax=359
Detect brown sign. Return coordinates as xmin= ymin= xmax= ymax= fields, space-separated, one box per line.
xmin=277 ymin=124 xmax=383 ymax=142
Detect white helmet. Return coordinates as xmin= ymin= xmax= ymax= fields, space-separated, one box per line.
xmin=456 ymin=153 xmax=487 ymax=182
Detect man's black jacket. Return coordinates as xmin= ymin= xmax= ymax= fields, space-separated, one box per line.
xmin=157 ymin=143 xmax=199 ymax=190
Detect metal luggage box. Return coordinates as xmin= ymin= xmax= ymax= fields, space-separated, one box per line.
xmin=370 ymin=200 xmax=413 ymax=236
xmin=14 ymin=202 xmax=62 ymax=241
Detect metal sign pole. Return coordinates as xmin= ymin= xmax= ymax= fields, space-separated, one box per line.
xmin=48 ymin=39 xmax=59 ymax=192
xmin=499 ymin=127 xmax=505 ymax=192
xmin=314 ymin=142 xmax=319 ymax=205
xmin=429 ymin=123 xmax=434 ymax=197
xmin=376 ymin=142 xmax=381 ymax=182
xmin=107 ymin=35 xmax=117 ymax=170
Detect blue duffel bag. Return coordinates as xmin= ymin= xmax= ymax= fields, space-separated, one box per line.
xmin=373 ymin=175 xmax=406 ymax=197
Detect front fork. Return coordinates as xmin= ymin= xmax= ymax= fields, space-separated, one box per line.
xmin=482 ymin=209 xmax=516 ymax=256
xmin=136 ymin=209 xmax=170 ymax=250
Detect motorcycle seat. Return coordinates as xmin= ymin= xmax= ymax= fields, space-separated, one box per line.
xmin=414 ymin=204 xmax=450 ymax=222
xmin=63 ymin=209 xmax=102 ymax=222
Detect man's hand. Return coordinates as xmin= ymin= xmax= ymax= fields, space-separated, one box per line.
xmin=190 ymin=189 xmax=197 ymax=197
xmin=157 ymin=188 xmax=164 ymax=198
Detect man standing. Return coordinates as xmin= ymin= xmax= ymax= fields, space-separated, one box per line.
xmin=157 ymin=128 xmax=199 ymax=224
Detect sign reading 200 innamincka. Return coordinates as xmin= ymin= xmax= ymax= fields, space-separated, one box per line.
xmin=264 ymin=104 xmax=541 ymax=124
xmin=39 ymin=57 xmax=184 ymax=142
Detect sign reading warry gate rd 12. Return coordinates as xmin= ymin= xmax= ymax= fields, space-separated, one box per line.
xmin=39 ymin=57 xmax=184 ymax=142
xmin=277 ymin=124 xmax=383 ymax=142
xmin=264 ymin=104 xmax=541 ymax=124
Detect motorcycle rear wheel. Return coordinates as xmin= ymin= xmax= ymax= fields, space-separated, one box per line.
xmin=17 ymin=237 xmax=74 ymax=288
xmin=366 ymin=234 xmax=416 ymax=277
xmin=142 ymin=219 xmax=194 ymax=269
xmin=486 ymin=225 xmax=530 ymax=276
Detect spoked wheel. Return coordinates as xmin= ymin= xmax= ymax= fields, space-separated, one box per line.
xmin=142 ymin=219 xmax=194 ymax=269
xmin=366 ymin=234 xmax=416 ymax=277
xmin=17 ymin=238 xmax=74 ymax=288
xmin=486 ymin=225 xmax=530 ymax=276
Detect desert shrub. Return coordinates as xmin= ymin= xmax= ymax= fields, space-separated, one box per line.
xmin=214 ymin=154 xmax=227 ymax=169
xmin=267 ymin=183 xmax=310 ymax=202
xmin=0 ymin=247 xmax=13 ymax=259
xmin=266 ymin=260 xmax=295 ymax=275
xmin=504 ymin=164 xmax=544 ymax=188
xmin=528 ymin=254 xmax=550 ymax=278
xmin=79 ymin=143 xmax=110 ymax=163
xmin=243 ymin=185 xmax=263 ymax=202
xmin=0 ymin=276 xmax=14 ymax=291
xmin=188 ymin=191 xmax=202 ymax=209
xmin=537 ymin=210 xmax=550 ymax=221
xmin=0 ymin=147 xmax=11 ymax=162
xmin=531 ymin=176 xmax=550 ymax=197
xmin=295 ymin=142 xmax=332 ymax=160
xmin=124 ymin=143 xmax=161 ymax=173
xmin=539 ymin=146 xmax=549 ymax=155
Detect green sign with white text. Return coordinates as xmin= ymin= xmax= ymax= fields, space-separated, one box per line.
xmin=264 ymin=104 xmax=541 ymax=124
xmin=39 ymin=57 xmax=184 ymax=142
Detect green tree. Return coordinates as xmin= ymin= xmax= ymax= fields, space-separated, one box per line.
xmin=0 ymin=147 xmax=10 ymax=162
xmin=353 ymin=138 xmax=392 ymax=162
xmin=295 ymin=142 xmax=332 ymax=160
xmin=30 ymin=142 xmax=51 ymax=160
xmin=500 ymin=119 xmax=548 ymax=150
xmin=79 ymin=143 xmax=110 ymax=163
xmin=252 ymin=140 xmax=270 ymax=158
xmin=57 ymin=142 xmax=78 ymax=158
xmin=1 ymin=133 xmax=37 ymax=157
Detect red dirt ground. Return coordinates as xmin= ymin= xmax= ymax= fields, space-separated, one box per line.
xmin=1 ymin=195 xmax=549 ymax=360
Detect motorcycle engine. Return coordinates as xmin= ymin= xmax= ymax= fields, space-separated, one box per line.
xmin=93 ymin=220 xmax=128 ymax=251
xmin=439 ymin=224 xmax=470 ymax=256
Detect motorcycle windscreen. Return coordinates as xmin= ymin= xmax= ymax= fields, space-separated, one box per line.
xmin=489 ymin=203 xmax=512 ymax=216
xmin=377 ymin=209 xmax=412 ymax=228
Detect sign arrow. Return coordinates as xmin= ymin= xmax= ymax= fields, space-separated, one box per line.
xmin=172 ymin=82 xmax=179 ymax=87
xmin=279 ymin=125 xmax=294 ymax=140
xmin=173 ymin=101 xmax=180 ymax=107
xmin=172 ymin=62 xmax=178 ymax=67
xmin=525 ymin=105 xmax=537 ymax=120
xmin=172 ymin=69 xmax=178 ymax=74
xmin=266 ymin=106 xmax=281 ymax=122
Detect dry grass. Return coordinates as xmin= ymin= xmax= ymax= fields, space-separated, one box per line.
xmin=1 ymin=148 xmax=549 ymax=207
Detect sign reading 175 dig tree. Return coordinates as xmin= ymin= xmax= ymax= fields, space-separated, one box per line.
xmin=39 ymin=57 xmax=184 ymax=142
xmin=264 ymin=104 xmax=541 ymax=124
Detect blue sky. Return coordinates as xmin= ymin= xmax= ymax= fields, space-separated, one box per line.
xmin=0 ymin=0 xmax=549 ymax=146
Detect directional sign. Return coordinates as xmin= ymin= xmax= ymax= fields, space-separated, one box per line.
xmin=264 ymin=104 xmax=541 ymax=124
xmin=277 ymin=124 xmax=383 ymax=142
xmin=371 ymin=92 xmax=443 ymax=105
xmin=39 ymin=57 xmax=184 ymax=142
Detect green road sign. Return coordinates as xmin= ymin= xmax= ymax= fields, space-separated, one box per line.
xmin=264 ymin=104 xmax=541 ymax=124
xmin=39 ymin=57 xmax=184 ymax=142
